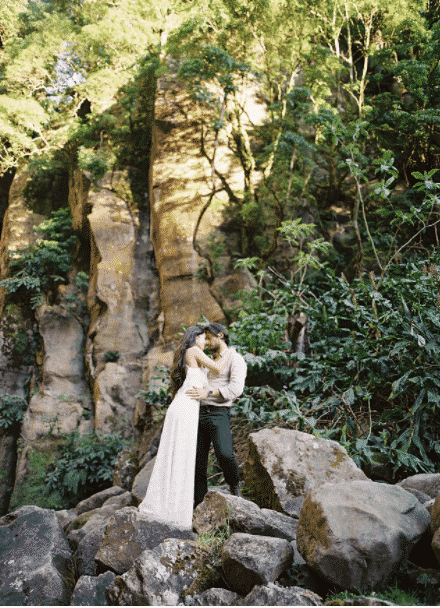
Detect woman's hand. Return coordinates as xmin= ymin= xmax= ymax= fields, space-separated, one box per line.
xmin=186 ymin=387 xmax=209 ymax=399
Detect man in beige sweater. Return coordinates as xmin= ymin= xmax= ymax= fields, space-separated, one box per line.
xmin=186 ymin=323 xmax=247 ymax=508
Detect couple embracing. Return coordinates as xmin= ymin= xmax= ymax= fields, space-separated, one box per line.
xmin=139 ymin=323 xmax=247 ymax=530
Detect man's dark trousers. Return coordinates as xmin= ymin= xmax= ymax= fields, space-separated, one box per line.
xmin=194 ymin=405 xmax=241 ymax=507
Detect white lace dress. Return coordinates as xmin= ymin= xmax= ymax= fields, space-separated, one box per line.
xmin=138 ymin=366 xmax=207 ymax=530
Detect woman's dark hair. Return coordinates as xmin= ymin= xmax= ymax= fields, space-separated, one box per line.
xmin=169 ymin=326 xmax=205 ymax=398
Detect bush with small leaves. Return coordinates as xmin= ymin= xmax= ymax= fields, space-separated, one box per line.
xmin=45 ymin=430 xmax=127 ymax=507
xmin=0 ymin=393 xmax=28 ymax=431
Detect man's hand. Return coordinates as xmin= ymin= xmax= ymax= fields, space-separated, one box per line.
xmin=186 ymin=387 xmax=209 ymax=400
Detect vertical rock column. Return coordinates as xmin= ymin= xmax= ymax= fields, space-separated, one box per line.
xmin=85 ymin=171 xmax=159 ymax=437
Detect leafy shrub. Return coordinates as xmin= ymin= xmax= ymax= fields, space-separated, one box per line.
xmin=137 ymin=366 xmax=171 ymax=407
xmin=0 ymin=393 xmax=28 ymax=431
xmin=45 ymin=430 xmax=127 ymax=508
xmin=104 ymin=350 xmax=120 ymax=362
xmin=230 ymin=250 xmax=440 ymax=478
xmin=0 ymin=208 xmax=76 ymax=308
xmin=61 ymin=271 xmax=89 ymax=322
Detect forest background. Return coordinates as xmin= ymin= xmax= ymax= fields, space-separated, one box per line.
xmin=1 ymin=0 xmax=440 ymax=504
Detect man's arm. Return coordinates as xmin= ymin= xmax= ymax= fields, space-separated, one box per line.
xmin=185 ymin=352 xmax=247 ymax=401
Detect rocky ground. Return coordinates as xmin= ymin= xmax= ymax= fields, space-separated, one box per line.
xmin=1 ymin=427 xmax=440 ymax=606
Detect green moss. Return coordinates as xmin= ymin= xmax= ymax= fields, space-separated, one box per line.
xmin=9 ymin=439 xmax=66 ymax=511
xmin=70 ymin=511 xmax=93 ymax=530
xmin=330 ymin=446 xmax=346 ymax=468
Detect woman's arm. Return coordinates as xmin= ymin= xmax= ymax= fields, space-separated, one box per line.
xmin=186 ymin=346 xmax=230 ymax=373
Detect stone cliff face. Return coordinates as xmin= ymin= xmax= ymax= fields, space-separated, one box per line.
xmin=0 ymin=72 xmax=257 ymax=513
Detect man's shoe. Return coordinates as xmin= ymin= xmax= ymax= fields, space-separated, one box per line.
xmin=229 ymin=481 xmax=244 ymax=498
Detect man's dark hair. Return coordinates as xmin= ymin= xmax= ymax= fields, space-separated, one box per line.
xmin=204 ymin=322 xmax=230 ymax=345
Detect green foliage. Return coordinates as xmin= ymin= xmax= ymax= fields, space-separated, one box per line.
xmin=0 ymin=208 xmax=76 ymax=308
xmin=0 ymin=393 xmax=28 ymax=431
xmin=61 ymin=271 xmax=89 ymax=322
xmin=45 ymin=430 xmax=127 ymax=508
xmin=9 ymin=441 xmax=67 ymax=511
xmin=77 ymin=146 xmax=115 ymax=186
xmin=137 ymin=366 xmax=171 ymax=408
xmin=104 ymin=350 xmax=120 ymax=363
xmin=231 ymin=243 xmax=440 ymax=478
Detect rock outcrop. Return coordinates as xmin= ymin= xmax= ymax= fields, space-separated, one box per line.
xmin=297 ymin=480 xmax=431 ymax=591
xmin=95 ymin=506 xmax=196 ymax=574
xmin=22 ymin=303 xmax=94 ymax=440
xmin=240 ymin=582 xmax=322 ymax=606
xmin=84 ymin=171 xmax=159 ymax=436
xmin=397 ymin=473 xmax=440 ymax=499
xmin=105 ymin=538 xmax=219 ymax=605
xmin=193 ymin=490 xmax=298 ymax=541
xmin=243 ymin=428 xmax=368 ymax=516
xmin=71 ymin=571 xmax=116 ymax=606
xmin=221 ymin=532 xmax=294 ymax=595
xmin=0 ymin=505 xmax=74 ymax=605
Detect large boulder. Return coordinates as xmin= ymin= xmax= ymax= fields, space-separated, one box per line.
xmin=71 ymin=571 xmax=116 ymax=606
xmin=240 ymin=582 xmax=322 ymax=606
xmin=397 ymin=473 xmax=440 ymax=499
xmin=194 ymin=490 xmax=267 ymax=536
xmin=221 ymin=533 xmax=294 ymax=596
xmin=76 ymin=524 xmax=108 ymax=577
xmin=297 ymin=480 xmax=430 ymax=591
xmin=95 ymin=506 xmax=196 ymax=574
xmin=0 ymin=505 xmax=74 ymax=605
xmin=193 ymin=490 xmax=298 ymax=541
xmin=67 ymin=491 xmax=132 ymax=550
xmin=105 ymin=538 xmax=220 ymax=605
xmin=243 ymin=428 xmax=368 ymax=516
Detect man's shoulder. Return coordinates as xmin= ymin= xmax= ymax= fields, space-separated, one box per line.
xmin=229 ymin=347 xmax=247 ymax=367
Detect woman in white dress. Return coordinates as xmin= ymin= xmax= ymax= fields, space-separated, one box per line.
xmin=138 ymin=326 xmax=231 ymax=530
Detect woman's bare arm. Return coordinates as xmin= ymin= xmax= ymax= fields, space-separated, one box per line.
xmin=186 ymin=346 xmax=230 ymax=373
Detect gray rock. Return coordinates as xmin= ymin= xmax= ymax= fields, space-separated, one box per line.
xmin=397 ymin=473 xmax=440 ymax=499
xmin=0 ymin=505 xmax=74 ymax=605
xmin=187 ymin=587 xmax=240 ymax=606
xmin=56 ymin=508 xmax=77 ymax=531
xmin=290 ymin=539 xmax=306 ymax=565
xmin=297 ymin=480 xmax=431 ymax=591
xmin=194 ymin=491 xmax=267 ymax=536
xmin=399 ymin=486 xmax=432 ymax=505
xmin=101 ymin=491 xmax=133 ymax=509
xmin=71 ymin=571 xmax=116 ymax=606
xmin=74 ymin=486 xmax=125 ymax=516
xmin=105 ymin=538 xmax=217 ymax=605
xmin=221 ymin=533 xmax=294 ymax=596
xmin=261 ymin=508 xmax=299 ymax=541
xmin=77 ymin=523 xmax=107 ymax=576
xmin=239 ymin=582 xmax=322 ymax=605
xmin=243 ymin=428 xmax=367 ymax=516
xmin=131 ymin=457 xmax=156 ymax=505
xmin=67 ymin=494 xmax=132 ymax=551
xmin=95 ymin=506 xmax=196 ymax=574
